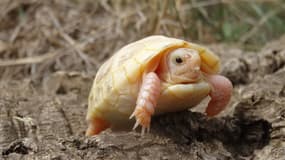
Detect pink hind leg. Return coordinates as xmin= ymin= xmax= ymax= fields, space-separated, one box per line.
xmin=86 ymin=117 xmax=110 ymax=136
xmin=205 ymin=75 xmax=233 ymax=117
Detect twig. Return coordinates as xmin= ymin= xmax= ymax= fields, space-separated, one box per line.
xmin=154 ymin=0 xmax=168 ymax=33
xmin=0 ymin=52 xmax=58 ymax=67
xmin=46 ymin=8 xmax=99 ymax=70
xmin=239 ymin=7 xmax=283 ymax=44
xmin=9 ymin=6 xmax=28 ymax=43
xmin=174 ymin=0 xmax=187 ymax=38
xmin=100 ymin=0 xmax=115 ymax=15
xmin=181 ymin=0 xmax=280 ymax=11
xmin=181 ymin=0 xmax=222 ymax=11
xmin=9 ymin=24 xmax=22 ymax=43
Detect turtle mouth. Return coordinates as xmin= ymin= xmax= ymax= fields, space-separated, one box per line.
xmin=159 ymin=72 xmax=202 ymax=85
xmin=161 ymin=76 xmax=203 ymax=86
xmin=173 ymin=70 xmax=202 ymax=84
xmin=180 ymin=77 xmax=202 ymax=84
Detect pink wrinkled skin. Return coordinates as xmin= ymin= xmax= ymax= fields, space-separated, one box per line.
xmin=129 ymin=72 xmax=161 ymax=132
xmin=205 ymin=75 xmax=233 ymax=117
xmin=136 ymin=72 xmax=161 ymax=115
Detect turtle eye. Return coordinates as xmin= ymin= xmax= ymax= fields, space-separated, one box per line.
xmin=175 ymin=57 xmax=183 ymax=64
xmin=169 ymin=49 xmax=191 ymax=65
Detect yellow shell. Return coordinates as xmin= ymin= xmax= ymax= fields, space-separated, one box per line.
xmin=87 ymin=35 xmax=220 ymax=128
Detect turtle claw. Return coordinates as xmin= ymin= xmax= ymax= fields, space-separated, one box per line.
xmin=129 ymin=112 xmax=135 ymax=120
xmin=132 ymin=120 xmax=140 ymax=130
xmin=141 ymin=127 xmax=146 ymax=135
xmin=139 ymin=124 xmax=150 ymax=135
xmin=130 ymin=107 xmax=151 ymax=134
xmin=132 ymin=119 xmax=150 ymax=135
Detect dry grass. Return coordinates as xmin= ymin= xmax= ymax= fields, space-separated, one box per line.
xmin=0 ymin=0 xmax=284 ymax=80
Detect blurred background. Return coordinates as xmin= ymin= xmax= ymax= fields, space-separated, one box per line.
xmin=0 ymin=0 xmax=284 ymax=81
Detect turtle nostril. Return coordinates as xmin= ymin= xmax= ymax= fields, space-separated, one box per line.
xmin=194 ymin=67 xmax=200 ymax=71
xmin=184 ymin=54 xmax=191 ymax=59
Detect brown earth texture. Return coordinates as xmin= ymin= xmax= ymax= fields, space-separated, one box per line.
xmin=1 ymin=1 xmax=285 ymax=160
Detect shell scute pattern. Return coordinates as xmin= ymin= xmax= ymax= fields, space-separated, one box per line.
xmin=122 ymin=59 xmax=143 ymax=84
xmin=95 ymin=57 xmax=113 ymax=84
xmin=111 ymin=41 xmax=145 ymax=69
xmin=117 ymin=94 xmax=137 ymax=114
xmin=102 ymin=76 xmax=119 ymax=106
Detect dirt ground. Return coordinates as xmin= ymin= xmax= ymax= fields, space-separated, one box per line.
xmin=1 ymin=1 xmax=285 ymax=160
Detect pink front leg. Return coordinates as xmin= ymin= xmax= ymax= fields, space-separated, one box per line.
xmin=130 ymin=72 xmax=161 ymax=134
xmin=205 ymin=75 xmax=233 ymax=117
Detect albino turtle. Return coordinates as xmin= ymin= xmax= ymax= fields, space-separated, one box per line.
xmin=86 ymin=35 xmax=233 ymax=136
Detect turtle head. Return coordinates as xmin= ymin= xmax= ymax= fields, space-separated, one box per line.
xmin=157 ymin=48 xmax=202 ymax=84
